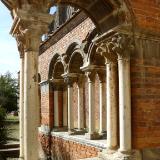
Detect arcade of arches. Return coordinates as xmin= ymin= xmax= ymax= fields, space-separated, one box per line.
xmin=1 ymin=0 xmax=160 ymax=160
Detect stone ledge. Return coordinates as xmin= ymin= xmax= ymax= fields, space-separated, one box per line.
xmin=51 ymin=131 xmax=107 ymax=150
xmin=98 ymin=149 xmax=142 ymax=160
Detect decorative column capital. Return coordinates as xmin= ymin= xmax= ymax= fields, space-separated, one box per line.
xmin=10 ymin=7 xmax=54 ymax=52
xmin=110 ymin=33 xmax=134 ymax=60
xmin=96 ymin=32 xmax=134 ymax=63
xmin=77 ymin=74 xmax=85 ymax=88
xmin=50 ymin=78 xmax=64 ymax=91
xmin=96 ymin=41 xmax=118 ymax=64
xmin=97 ymin=71 xmax=106 ymax=83
xmin=85 ymin=71 xmax=96 ymax=83
xmin=63 ymin=74 xmax=78 ymax=87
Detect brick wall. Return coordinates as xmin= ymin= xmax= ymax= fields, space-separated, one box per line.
xmin=51 ymin=136 xmax=101 ymax=160
xmin=131 ymin=36 xmax=160 ymax=149
xmin=40 ymin=82 xmax=54 ymax=128
xmin=129 ymin=0 xmax=160 ymax=33
xmin=39 ymin=17 xmax=95 ymax=81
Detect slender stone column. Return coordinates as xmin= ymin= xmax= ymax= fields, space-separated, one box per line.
xmin=96 ymin=42 xmax=118 ymax=149
xmin=19 ymin=56 xmax=24 ymax=159
xmin=23 ymin=49 xmax=39 ymax=160
xmin=106 ymin=60 xmax=118 ymax=149
xmin=77 ymin=77 xmax=84 ymax=130
xmin=67 ymin=82 xmax=74 ymax=133
xmin=97 ymin=72 xmax=106 ymax=135
xmin=53 ymin=88 xmax=63 ymax=128
xmin=118 ymin=54 xmax=131 ymax=152
xmin=85 ymin=72 xmax=97 ymax=139
xmin=54 ymin=90 xmax=59 ymax=127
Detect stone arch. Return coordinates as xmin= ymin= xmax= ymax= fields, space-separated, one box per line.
xmin=87 ymin=42 xmax=105 ymax=66
xmin=68 ymin=50 xmax=84 ymax=74
xmin=52 ymin=0 xmax=133 ymax=33
xmin=48 ymin=53 xmax=61 ymax=79
xmin=53 ymin=60 xmax=65 ymax=79
xmin=64 ymin=41 xmax=81 ymax=63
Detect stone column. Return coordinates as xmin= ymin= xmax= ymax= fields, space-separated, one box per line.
xmin=85 ymin=72 xmax=98 ymax=139
xmin=106 ymin=60 xmax=118 ymax=149
xmin=118 ymin=54 xmax=131 ymax=152
xmin=19 ymin=56 xmax=24 ymax=159
xmin=97 ymin=72 xmax=106 ymax=135
xmin=96 ymin=42 xmax=118 ymax=149
xmin=10 ymin=5 xmax=53 ymax=160
xmin=23 ymin=47 xmax=40 ymax=160
xmin=53 ymin=85 xmax=63 ymax=129
xmin=77 ymin=76 xmax=84 ymax=131
xmin=68 ymin=82 xmax=74 ymax=134
xmin=64 ymin=77 xmax=75 ymax=134
xmin=18 ymin=25 xmax=51 ymax=160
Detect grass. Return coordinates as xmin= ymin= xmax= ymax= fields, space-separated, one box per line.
xmin=5 ymin=115 xmax=19 ymax=144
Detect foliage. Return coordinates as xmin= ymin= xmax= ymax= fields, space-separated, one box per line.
xmin=0 ymin=72 xmax=18 ymax=112
xmin=0 ymin=107 xmax=7 ymax=144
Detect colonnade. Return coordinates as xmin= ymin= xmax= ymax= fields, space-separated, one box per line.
xmin=18 ymin=32 xmax=132 ymax=160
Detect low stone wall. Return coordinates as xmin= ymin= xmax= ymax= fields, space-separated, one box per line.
xmin=39 ymin=129 xmax=106 ymax=160
xmin=51 ymin=136 xmax=101 ymax=160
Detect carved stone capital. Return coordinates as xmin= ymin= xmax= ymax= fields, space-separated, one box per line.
xmin=10 ymin=6 xmax=54 ymax=52
xmin=97 ymin=71 xmax=106 ymax=83
xmin=111 ymin=33 xmax=134 ymax=60
xmin=96 ymin=42 xmax=117 ymax=63
xmin=96 ymin=32 xmax=134 ymax=62
xmin=15 ymin=31 xmax=25 ymax=58
xmin=77 ymin=74 xmax=85 ymax=87
xmin=85 ymin=71 xmax=96 ymax=83
xmin=63 ymin=73 xmax=78 ymax=87
xmin=50 ymin=78 xmax=64 ymax=91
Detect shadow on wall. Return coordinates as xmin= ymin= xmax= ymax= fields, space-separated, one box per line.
xmin=142 ymin=148 xmax=160 ymax=160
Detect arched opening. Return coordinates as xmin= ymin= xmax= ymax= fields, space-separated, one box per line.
xmin=48 ymin=53 xmax=60 ymax=79
xmin=53 ymin=61 xmax=64 ymax=79
xmin=68 ymin=52 xmax=83 ymax=74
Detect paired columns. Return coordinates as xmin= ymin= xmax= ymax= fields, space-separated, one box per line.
xmin=82 ymin=68 xmax=106 ymax=140
xmin=52 ymin=80 xmax=64 ymax=129
xmin=96 ymin=32 xmax=132 ymax=152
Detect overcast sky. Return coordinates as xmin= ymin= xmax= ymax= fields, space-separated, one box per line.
xmin=0 ymin=2 xmax=19 ymax=78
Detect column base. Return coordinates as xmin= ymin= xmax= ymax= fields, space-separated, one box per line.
xmin=53 ymin=127 xmax=68 ymax=132
xmin=85 ymin=132 xmax=101 ymax=140
xmin=98 ymin=149 xmax=142 ymax=160
xmin=19 ymin=157 xmax=24 ymax=160
xmin=99 ymin=131 xmax=107 ymax=139
xmin=68 ymin=129 xmax=76 ymax=135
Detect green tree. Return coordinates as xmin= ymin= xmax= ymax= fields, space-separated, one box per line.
xmin=0 ymin=72 xmax=18 ymax=112
xmin=0 ymin=107 xmax=7 ymax=144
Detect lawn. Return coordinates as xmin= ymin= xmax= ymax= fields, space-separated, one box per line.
xmin=6 ymin=115 xmax=19 ymax=144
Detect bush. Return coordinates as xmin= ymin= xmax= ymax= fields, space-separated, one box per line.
xmin=0 ymin=107 xmax=7 ymax=144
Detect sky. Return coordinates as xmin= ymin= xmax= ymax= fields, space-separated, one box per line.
xmin=0 ymin=2 xmax=19 ymax=78
xmin=0 ymin=4 xmax=56 ymax=78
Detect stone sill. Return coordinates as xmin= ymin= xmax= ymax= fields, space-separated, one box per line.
xmin=51 ymin=131 xmax=107 ymax=150
xmin=39 ymin=126 xmax=107 ymax=150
